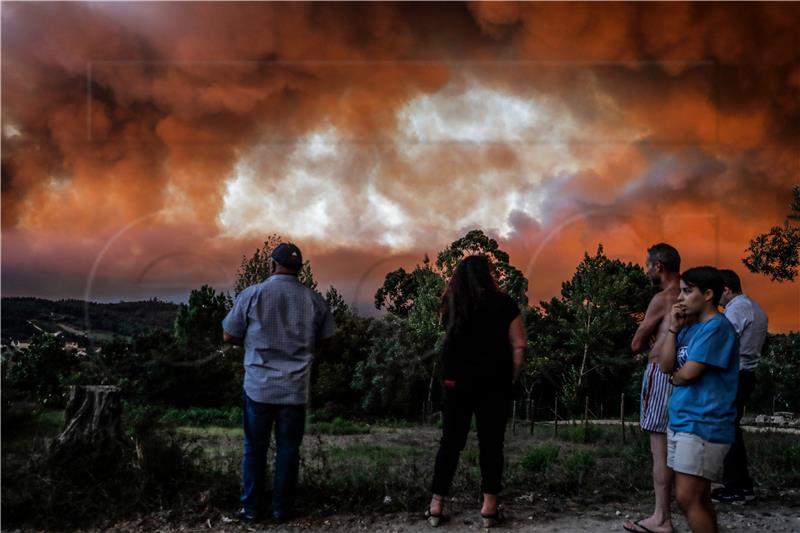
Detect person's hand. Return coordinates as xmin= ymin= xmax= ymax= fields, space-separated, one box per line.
xmin=670 ymin=303 xmax=687 ymax=331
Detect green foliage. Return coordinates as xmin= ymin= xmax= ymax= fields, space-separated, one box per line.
xmin=559 ymin=424 xmax=606 ymax=444
xmin=562 ymin=449 xmax=597 ymax=486
xmin=752 ymin=333 xmax=800 ymax=412
xmin=352 ymin=314 xmax=429 ymax=416
xmin=519 ymin=444 xmax=560 ymax=473
xmin=174 ymin=285 xmax=232 ymax=350
xmin=312 ymin=287 xmax=373 ymax=414
xmin=405 ymin=260 xmax=446 ymax=349
xmin=324 ymin=286 xmax=348 ymax=317
xmin=234 ymin=234 xmax=317 ymax=295
xmin=374 ymin=255 xmax=446 ymax=318
xmin=1 ymin=334 xmax=76 ymax=405
xmin=743 ymin=221 xmax=800 ymax=282
xmin=526 ymin=245 xmax=654 ymax=412
xmin=435 ymin=229 xmax=529 ymax=307
xmin=744 ymin=185 xmax=800 ymax=282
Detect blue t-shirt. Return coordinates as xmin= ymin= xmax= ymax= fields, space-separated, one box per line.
xmin=668 ymin=313 xmax=739 ymax=444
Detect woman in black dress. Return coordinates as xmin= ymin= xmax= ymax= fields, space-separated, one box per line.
xmin=426 ymin=255 xmax=527 ymax=528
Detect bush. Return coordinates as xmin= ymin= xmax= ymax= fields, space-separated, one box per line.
xmin=563 ymin=449 xmax=597 ymax=487
xmin=519 ymin=444 xmax=560 ymax=473
xmin=1 ymin=335 xmax=77 ymax=406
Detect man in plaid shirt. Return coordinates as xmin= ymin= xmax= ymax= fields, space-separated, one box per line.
xmin=223 ymin=243 xmax=334 ymax=523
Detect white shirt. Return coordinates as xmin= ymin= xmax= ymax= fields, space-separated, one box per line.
xmin=723 ymin=293 xmax=768 ymax=371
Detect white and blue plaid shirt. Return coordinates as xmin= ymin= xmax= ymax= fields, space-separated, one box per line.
xmin=222 ymin=274 xmax=335 ymax=405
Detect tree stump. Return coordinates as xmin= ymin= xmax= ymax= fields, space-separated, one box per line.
xmin=48 ymin=385 xmax=128 ymax=470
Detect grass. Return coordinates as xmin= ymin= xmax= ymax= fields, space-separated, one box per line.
xmin=4 ymin=407 xmax=800 ymax=529
xmin=307 ymin=416 xmax=370 ymax=435
xmin=1 ymin=409 xmax=64 ymax=466
xmin=519 ymin=444 xmax=560 ymax=473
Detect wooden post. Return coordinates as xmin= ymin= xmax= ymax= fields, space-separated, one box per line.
xmin=583 ymin=396 xmax=589 ymax=443
xmin=620 ymin=393 xmax=626 ymax=444
xmin=530 ymin=401 xmax=535 ymax=436
xmin=600 ymin=402 xmax=604 ymax=420
xmin=512 ymin=400 xmax=517 ymax=435
xmin=553 ymin=397 xmax=559 ymax=438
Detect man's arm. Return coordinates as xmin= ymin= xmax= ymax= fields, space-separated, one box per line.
xmin=223 ymin=331 xmax=243 ymax=345
xmin=632 ymin=293 xmax=665 ymax=354
xmin=724 ymin=302 xmax=749 ymax=337
xmin=651 ymin=311 xmax=673 ymax=366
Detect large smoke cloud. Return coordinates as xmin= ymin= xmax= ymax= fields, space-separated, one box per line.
xmin=2 ymin=2 xmax=798 ymax=329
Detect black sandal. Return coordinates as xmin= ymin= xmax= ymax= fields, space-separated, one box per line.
xmin=425 ymin=496 xmax=448 ymax=527
xmin=424 ymin=508 xmax=449 ymax=527
xmin=481 ymin=507 xmax=505 ymax=528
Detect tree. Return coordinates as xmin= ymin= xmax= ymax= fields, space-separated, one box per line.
xmin=2 ymin=334 xmax=76 ymax=405
xmin=174 ymin=285 xmax=232 ymax=351
xmin=751 ymin=333 xmax=800 ymax=413
xmin=435 ymin=229 xmax=529 ymax=307
xmin=235 ymin=234 xmax=317 ymax=295
xmin=526 ymin=245 xmax=655 ymax=411
xmin=351 ymin=314 xmax=430 ymax=416
xmin=743 ymin=185 xmax=800 ymax=282
xmin=374 ymin=255 xmax=443 ymax=317
xmin=312 ymin=286 xmax=373 ymax=415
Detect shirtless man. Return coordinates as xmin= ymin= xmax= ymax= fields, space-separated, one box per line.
xmin=624 ymin=243 xmax=681 ymax=533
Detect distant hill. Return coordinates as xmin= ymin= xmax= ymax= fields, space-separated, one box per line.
xmin=1 ymin=297 xmax=179 ymax=344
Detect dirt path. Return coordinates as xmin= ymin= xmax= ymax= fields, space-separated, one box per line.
xmin=104 ymin=500 xmax=800 ymax=532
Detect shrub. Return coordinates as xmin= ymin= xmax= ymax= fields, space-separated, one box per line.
xmin=519 ymin=444 xmax=560 ymax=473
xmin=2 ymin=334 xmax=77 ymax=406
xmin=563 ymin=449 xmax=597 ymax=487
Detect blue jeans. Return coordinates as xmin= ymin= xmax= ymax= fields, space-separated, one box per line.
xmin=241 ymin=390 xmax=306 ymax=518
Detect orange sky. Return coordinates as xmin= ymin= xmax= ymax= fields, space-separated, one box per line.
xmin=2 ymin=2 xmax=798 ymax=331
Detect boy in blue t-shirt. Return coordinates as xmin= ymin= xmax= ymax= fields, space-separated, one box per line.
xmin=658 ymin=266 xmax=739 ymax=533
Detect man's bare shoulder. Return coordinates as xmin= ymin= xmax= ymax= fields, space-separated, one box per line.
xmin=652 ymin=286 xmax=680 ymax=306
xmin=646 ymin=290 xmax=668 ymax=311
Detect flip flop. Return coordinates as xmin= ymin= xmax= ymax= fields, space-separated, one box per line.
xmin=622 ymin=519 xmax=656 ymax=533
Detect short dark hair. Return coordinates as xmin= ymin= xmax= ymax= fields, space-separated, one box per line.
xmin=718 ymin=269 xmax=742 ymax=294
xmin=681 ymin=266 xmax=724 ymax=307
xmin=647 ymin=243 xmax=681 ymax=273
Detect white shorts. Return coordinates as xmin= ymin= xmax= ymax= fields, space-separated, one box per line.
xmin=667 ymin=429 xmax=730 ymax=481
